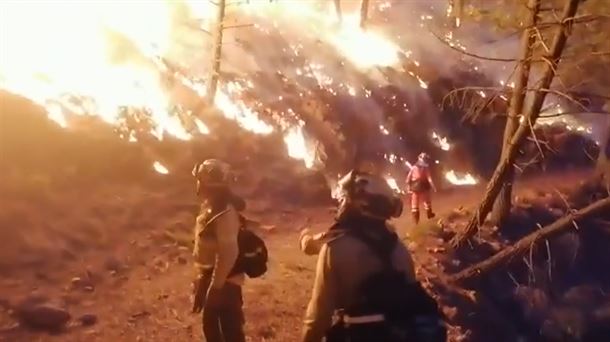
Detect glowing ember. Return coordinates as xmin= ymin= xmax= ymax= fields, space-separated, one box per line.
xmin=444 ymin=170 xmax=477 ymax=185
xmin=153 ymin=161 xmax=169 ymax=174
xmin=284 ymin=124 xmax=315 ymax=168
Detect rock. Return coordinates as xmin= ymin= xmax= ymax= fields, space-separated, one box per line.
xmin=79 ymin=314 xmax=98 ymax=326
xmin=71 ymin=277 xmax=94 ymax=291
xmin=128 ymin=311 xmax=151 ymax=323
xmin=104 ymin=256 xmax=123 ymax=272
xmin=177 ymin=256 xmax=188 ymax=264
xmin=15 ymin=297 xmax=71 ymax=331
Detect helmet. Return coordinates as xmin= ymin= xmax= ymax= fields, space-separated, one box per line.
xmin=192 ymin=159 xmax=232 ymax=189
xmin=336 ymin=170 xmax=403 ymax=220
xmin=418 ymin=152 xmax=430 ymax=162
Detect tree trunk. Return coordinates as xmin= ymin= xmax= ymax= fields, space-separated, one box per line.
xmin=453 ymin=0 xmax=463 ymax=28
xmin=450 ymin=197 xmax=610 ymax=282
xmin=207 ymin=0 xmax=227 ymax=104
xmin=595 ymin=108 xmax=610 ymax=187
xmin=451 ymin=0 xmax=582 ymax=248
xmin=490 ymin=0 xmax=540 ymax=228
xmin=333 ymin=0 xmax=342 ymax=23
xmin=360 ymin=0 xmax=370 ymax=29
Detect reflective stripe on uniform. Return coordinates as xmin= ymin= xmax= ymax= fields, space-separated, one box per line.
xmin=194 ymin=262 xmax=214 ymax=270
xmin=343 ymin=314 xmax=385 ymax=324
xmin=243 ymin=247 xmax=263 ymax=258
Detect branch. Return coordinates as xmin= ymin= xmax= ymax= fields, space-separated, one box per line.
xmin=223 ymin=23 xmax=254 ymax=29
xmin=539 ymin=111 xmax=610 ymax=118
xmin=428 ymin=30 xmax=517 ymax=62
xmin=450 ymin=197 xmax=610 ymax=282
xmin=524 ymin=87 xmax=589 ymax=112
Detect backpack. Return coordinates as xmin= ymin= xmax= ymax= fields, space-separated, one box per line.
xmin=409 ymin=166 xmax=431 ymax=192
xmin=327 ymin=227 xmax=446 ymax=342
xmin=201 ymin=209 xmax=268 ymax=279
xmin=232 ymin=215 xmax=268 ymax=278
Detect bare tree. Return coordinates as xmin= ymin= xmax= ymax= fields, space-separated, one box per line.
xmin=360 ymin=0 xmax=370 ymax=29
xmin=207 ymin=0 xmax=227 ymax=104
xmin=451 ymin=0 xmax=582 ymax=248
xmin=332 ymin=0 xmax=370 ymax=28
xmin=490 ymin=0 xmax=540 ymax=228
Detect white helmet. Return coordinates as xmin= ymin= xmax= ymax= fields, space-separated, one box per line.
xmin=192 ymin=159 xmax=232 ymax=189
xmin=335 ymin=170 xmax=403 ymax=220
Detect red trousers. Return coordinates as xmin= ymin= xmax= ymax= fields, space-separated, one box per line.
xmin=410 ymin=190 xmax=432 ymax=213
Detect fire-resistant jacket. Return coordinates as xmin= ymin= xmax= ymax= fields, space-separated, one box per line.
xmin=193 ymin=204 xmax=244 ymax=288
xmin=301 ymin=228 xmax=417 ymax=342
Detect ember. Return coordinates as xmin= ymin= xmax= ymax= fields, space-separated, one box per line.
xmin=153 ymin=161 xmax=169 ymax=175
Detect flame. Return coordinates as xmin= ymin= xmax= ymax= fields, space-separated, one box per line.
xmin=243 ymin=1 xmax=402 ymax=69
xmin=444 ymin=170 xmax=477 ymax=185
xmin=432 ymin=131 xmax=451 ymax=151
xmin=0 ymin=2 xmax=190 ymax=138
xmin=0 ymin=0 xmax=431 ymax=173
xmin=153 ymin=161 xmax=169 ymax=174
xmin=385 ymin=176 xmax=403 ymax=194
xmin=284 ymin=124 xmax=316 ymax=168
xmin=0 ymin=1 xmax=272 ymax=140
xmin=330 ymin=14 xmax=401 ymax=68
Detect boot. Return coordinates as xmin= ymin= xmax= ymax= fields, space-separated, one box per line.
xmin=426 ymin=208 xmax=435 ymax=219
xmin=411 ymin=211 xmax=420 ymax=225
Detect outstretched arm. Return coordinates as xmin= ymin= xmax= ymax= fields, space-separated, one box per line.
xmin=299 ymin=229 xmax=344 ymax=255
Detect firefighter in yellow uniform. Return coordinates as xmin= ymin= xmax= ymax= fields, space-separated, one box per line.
xmin=192 ymin=159 xmax=246 ymax=342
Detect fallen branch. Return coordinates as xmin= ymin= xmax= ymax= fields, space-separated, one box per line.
xmin=449 ymin=197 xmax=610 ymax=282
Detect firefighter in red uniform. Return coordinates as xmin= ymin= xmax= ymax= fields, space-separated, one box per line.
xmin=406 ymin=152 xmax=436 ymax=224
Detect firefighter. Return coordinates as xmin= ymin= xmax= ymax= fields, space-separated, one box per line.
xmin=406 ymin=152 xmax=437 ymax=224
xmin=300 ymin=170 xmax=421 ymax=342
xmin=191 ymin=159 xmax=246 ymax=342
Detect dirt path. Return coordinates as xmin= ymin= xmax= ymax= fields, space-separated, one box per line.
xmin=0 ymin=170 xmax=590 ymax=342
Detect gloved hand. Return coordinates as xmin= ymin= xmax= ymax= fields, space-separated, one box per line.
xmin=300 ymin=229 xmax=334 ymax=255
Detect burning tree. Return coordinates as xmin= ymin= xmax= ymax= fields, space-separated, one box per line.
xmin=450 ymin=0 xmax=610 ymax=247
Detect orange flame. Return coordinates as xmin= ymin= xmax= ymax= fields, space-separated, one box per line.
xmin=153 ymin=161 xmax=169 ymax=174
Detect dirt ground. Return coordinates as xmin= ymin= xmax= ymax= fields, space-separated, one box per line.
xmin=0 ymin=169 xmax=591 ymax=342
